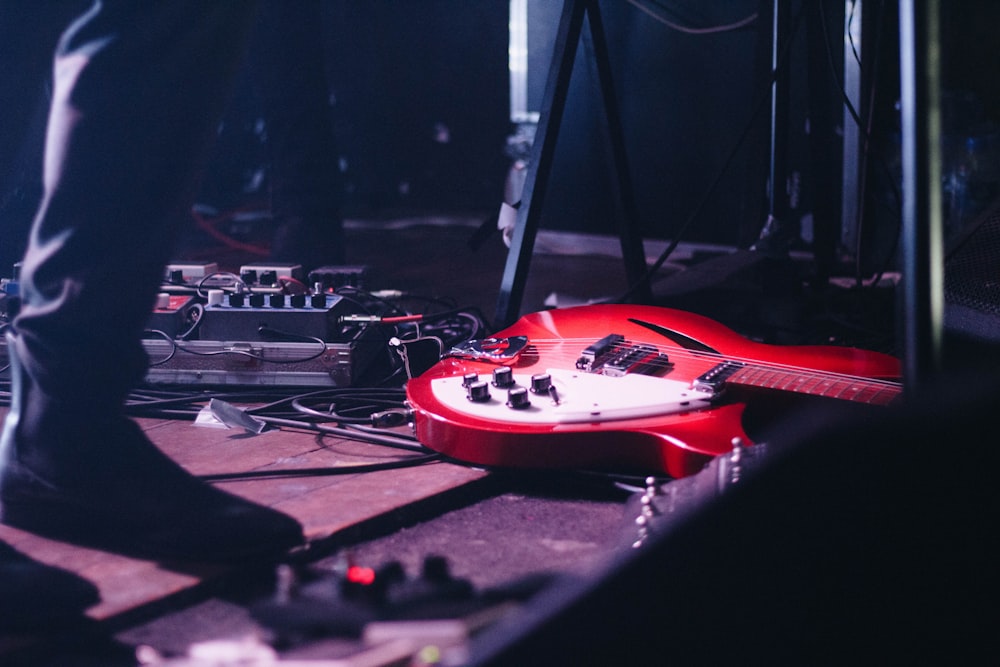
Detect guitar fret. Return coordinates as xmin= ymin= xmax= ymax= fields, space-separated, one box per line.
xmin=802 ymin=375 xmax=831 ymax=394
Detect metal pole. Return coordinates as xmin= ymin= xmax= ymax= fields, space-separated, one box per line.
xmin=897 ymin=0 xmax=944 ymax=396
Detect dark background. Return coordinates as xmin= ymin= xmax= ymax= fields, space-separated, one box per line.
xmin=3 ymin=1 xmax=1000 ymax=275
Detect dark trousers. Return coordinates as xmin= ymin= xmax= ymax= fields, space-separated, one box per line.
xmin=13 ymin=1 xmax=260 ymax=409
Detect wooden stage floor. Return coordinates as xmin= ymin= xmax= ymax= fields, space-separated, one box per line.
xmin=0 ymin=406 xmax=490 ymax=625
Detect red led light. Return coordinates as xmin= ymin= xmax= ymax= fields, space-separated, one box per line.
xmin=346 ymin=565 xmax=376 ymax=585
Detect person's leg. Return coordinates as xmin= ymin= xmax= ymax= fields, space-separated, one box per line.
xmin=0 ymin=0 xmax=303 ymax=562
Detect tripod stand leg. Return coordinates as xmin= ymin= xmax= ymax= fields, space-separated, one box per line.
xmin=494 ymin=0 xmax=649 ymax=329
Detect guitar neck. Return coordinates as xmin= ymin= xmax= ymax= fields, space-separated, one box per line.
xmin=728 ymin=365 xmax=901 ymax=406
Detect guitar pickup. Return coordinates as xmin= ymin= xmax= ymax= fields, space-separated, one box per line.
xmin=693 ymin=361 xmax=745 ymax=393
xmin=576 ymin=334 xmax=625 ymax=372
xmin=602 ymin=344 xmax=661 ymax=377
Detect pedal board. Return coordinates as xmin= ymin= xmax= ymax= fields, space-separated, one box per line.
xmin=142 ymin=291 xmax=384 ymax=387
xmin=0 ymin=261 xmax=391 ymax=388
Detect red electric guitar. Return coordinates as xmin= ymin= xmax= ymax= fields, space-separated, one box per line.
xmin=405 ymin=304 xmax=901 ymax=478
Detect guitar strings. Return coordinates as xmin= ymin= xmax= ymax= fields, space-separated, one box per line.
xmin=517 ymin=338 xmax=903 ymax=390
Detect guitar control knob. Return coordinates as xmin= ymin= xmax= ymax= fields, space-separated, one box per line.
xmin=462 ymin=372 xmax=479 ymax=387
xmin=249 ymin=292 xmax=266 ymax=308
xmin=269 ymin=293 xmax=285 ymax=308
xmin=530 ymin=373 xmax=552 ymax=394
xmin=466 ymin=380 xmax=491 ymax=403
xmin=492 ymin=366 xmax=514 ymax=388
xmin=506 ymin=386 xmax=531 ymax=410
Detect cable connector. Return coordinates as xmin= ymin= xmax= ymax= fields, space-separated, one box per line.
xmin=341 ymin=313 xmax=425 ymax=324
xmin=341 ymin=314 xmax=384 ymax=323
xmin=370 ymin=408 xmax=414 ymax=429
xmin=370 ymin=289 xmax=405 ymax=299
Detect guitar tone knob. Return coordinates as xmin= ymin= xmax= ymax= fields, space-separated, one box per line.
xmin=466 ymin=380 xmax=491 ymax=403
xmin=506 ymin=386 xmax=531 ymax=410
xmin=462 ymin=372 xmax=480 ymax=388
xmin=492 ymin=366 xmax=515 ymax=388
xmin=530 ymin=372 xmax=552 ymax=393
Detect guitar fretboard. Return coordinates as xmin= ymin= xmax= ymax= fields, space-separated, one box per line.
xmin=730 ymin=365 xmax=901 ymax=406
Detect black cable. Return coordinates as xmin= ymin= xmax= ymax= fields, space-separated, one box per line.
xmin=198 ymin=453 xmax=442 ymax=482
xmin=146 ymin=332 xmax=328 ymax=364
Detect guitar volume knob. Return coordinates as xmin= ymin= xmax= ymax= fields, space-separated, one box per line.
xmin=492 ymin=366 xmax=515 ymax=388
xmin=506 ymin=386 xmax=531 ymax=410
xmin=466 ymin=380 xmax=491 ymax=403
xmin=530 ymin=373 xmax=552 ymax=394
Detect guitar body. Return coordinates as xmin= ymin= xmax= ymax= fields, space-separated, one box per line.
xmin=405 ymin=304 xmax=900 ymax=478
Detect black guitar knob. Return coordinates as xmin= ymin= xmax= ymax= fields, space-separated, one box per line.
xmin=530 ymin=372 xmax=552 ymax=394
xmin=466 ymin=380 xmax=491 ymax=403
xmin=462 ymin=372 xmax=480 ymax=387
xmin=506 ymin=386 xmax=531 ymax=410
xmin=492 ymin=366 xmax=515 ymax=388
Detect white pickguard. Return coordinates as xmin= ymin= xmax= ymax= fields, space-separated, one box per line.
xmin=430 ymin=368 xmax=715 ymax=425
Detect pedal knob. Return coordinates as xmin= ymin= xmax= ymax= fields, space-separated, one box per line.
xmin=268 ymin=293 xmax=285 ymax=308
xmin=249 ymin=292 xmax=266 ymax=308
xmin=530 ymin=372 xmax=552 ymax=394
xmin=506 ymin=386 xmax=531 ymax=410
xmin=492 ymin=366 xmax=515 ymax=388
xmin=228 ymin=292 xmax=245 ymax=307
xmin=290 ymin=293 xmax=306 ymax=308
xmin=466 ymin=380 xmax=491 ymax=403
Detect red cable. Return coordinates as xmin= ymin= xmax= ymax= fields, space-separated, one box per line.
xmin=191 ymin=207 xmax=270 ymax=256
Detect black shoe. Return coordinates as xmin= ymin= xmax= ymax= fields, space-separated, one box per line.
xmin=0 ymin=541 xmax=100 ymax=634
xmin=0 ymin=415 xmax=305 ymax=564
xmin=0 ymin=332 xmax=305 ymax=564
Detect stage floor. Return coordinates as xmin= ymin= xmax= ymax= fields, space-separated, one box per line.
xmin=0 ymin=214 xmax=903 ymax=664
